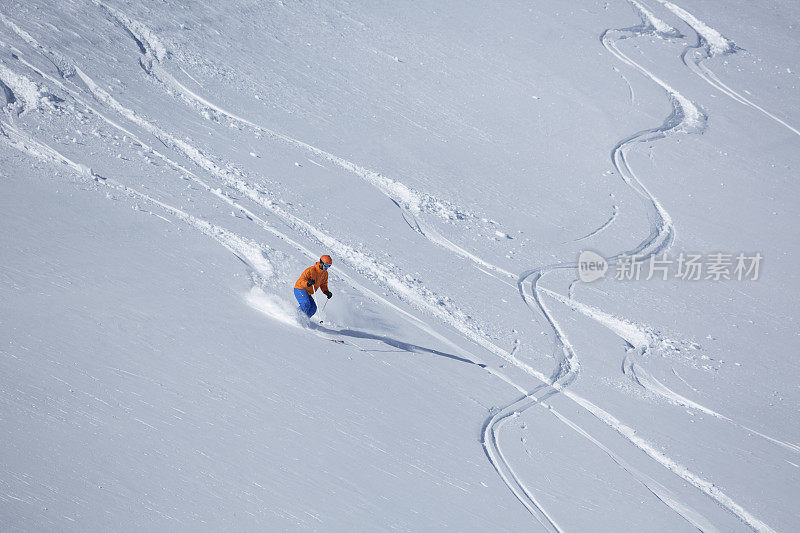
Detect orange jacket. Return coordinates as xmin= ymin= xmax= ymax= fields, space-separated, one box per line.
xmin=294 ymin=263 xmax=329 ymax=295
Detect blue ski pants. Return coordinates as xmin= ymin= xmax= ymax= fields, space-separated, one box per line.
xmin=294 ymin=288 xmax=317 ymax=318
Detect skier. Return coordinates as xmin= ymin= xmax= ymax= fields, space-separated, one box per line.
xmin=294 ymin=255 xmax=333 ymax=318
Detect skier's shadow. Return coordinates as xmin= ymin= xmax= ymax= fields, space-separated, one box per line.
xmin=311 ymin=323 xmax=483 ymax=367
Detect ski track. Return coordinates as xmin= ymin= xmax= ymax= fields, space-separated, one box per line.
xmin=0 ymin=121 xmax=280 ymax=285
xmin=655 ymin=0 xmax=800 ymax=137
xmin=513 ymin=0 xmax=698 ymax=401
xmin=543 ymin=287 xmax=800 ymax=455
xmin=482 ymin=392 xmax=563 ymax=533
xmin=482 ymin=2 xmax=776 ymax=531
xmin=90 ymin=0 xmax=475 ymax=224
xmin=630 ymin=0 xmax=682 ymax=37
xmin=572 ymin=204 xmax=619 ymax=243
xmin=0 ymin=6 xmax=784 ymax=531
xmin=546 ymin=404 xmax=719 ymax=532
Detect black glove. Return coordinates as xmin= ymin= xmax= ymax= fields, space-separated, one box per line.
xmin=306 ymin=279 xmax=314 ymax=287
xmin=324 ymin=290 xmax=333 ymax=299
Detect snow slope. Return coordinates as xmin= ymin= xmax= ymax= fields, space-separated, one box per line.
xmin=1 ymin=0 xmax=798 ymax=531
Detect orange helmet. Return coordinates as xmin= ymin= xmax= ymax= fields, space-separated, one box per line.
xmin=320 ymin=255 xmax=332 ymax=269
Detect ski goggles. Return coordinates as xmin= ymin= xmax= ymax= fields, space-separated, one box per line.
xmin=320 ymin=261 xmax=332 ymax=270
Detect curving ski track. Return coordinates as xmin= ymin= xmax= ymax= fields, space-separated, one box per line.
xmin=482 ymin=2 xmax=780 ymax=531
xmin=656 ymin=0 xmax=800 ymax=138
xmin=572 ymin=204 xmax=619 ymax=243
xmin=481 ymin=391 xmax=563 ymax=532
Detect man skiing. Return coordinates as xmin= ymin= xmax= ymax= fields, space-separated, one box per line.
xmin=293 ymin=255 xmax=333 ymax=318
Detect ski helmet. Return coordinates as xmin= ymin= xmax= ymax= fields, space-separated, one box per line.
xmin=320 ymin=254 xmax=332 ymax=266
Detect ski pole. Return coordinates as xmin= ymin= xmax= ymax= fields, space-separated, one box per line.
xmin=319 ymin=298 xmax=328 ymax=323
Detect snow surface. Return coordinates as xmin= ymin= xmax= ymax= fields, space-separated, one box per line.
xmin=1 ymin=0 xmax=799 ymax=531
